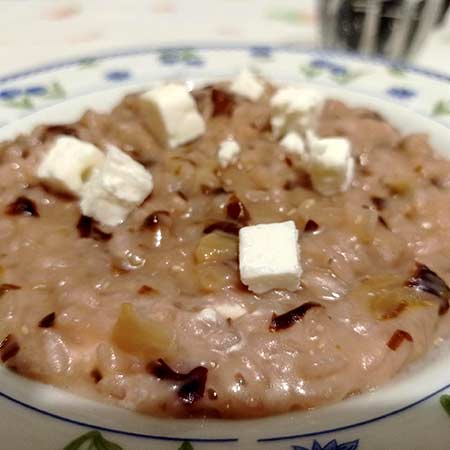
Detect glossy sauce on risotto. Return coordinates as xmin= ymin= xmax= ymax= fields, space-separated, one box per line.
xmin=0 ymin=81 xmax=450 ymax=418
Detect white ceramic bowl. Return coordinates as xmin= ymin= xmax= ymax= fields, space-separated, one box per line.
xmin=0 ymin=47 xmax=450 ymax=450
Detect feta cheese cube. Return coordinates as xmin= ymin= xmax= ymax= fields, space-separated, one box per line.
xmin=80 ymin=145 xmax=153 ymax=226
xmin=229 ymin=69 xmax=265 ymax=101
xmin=306 ymin=131 xmax=354 ymax=196
xmin=217 ymin=138 xmax=240 ymax=168
xmin=280 ymin=131 xmax=307 ymax=158
xmin=270 ymin=87 xmax=324 ymax=138
xmin=37 ymin=136 xmax=105 ymax=196
xmin=239 ymin=221 xmax=301 ymax=294
xmin=139 ymin=83 xmax=205 ymax=148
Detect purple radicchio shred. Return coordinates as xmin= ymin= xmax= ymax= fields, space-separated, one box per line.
xmin=77 ymin=215 xmax=93 ymax=238
xmin=149 ymin=359 xmax=208 ymax=405
xmin=283 ymin=171 xmax=313 ymax=191
xmin=269 ymin=302 xmax=323 ymax=332
xmin=76 ymin=215 xmax=112 ymax=241
xmin=138 ymin=285 xmax=156 ymax=295
xmin=387 ymin=329 xmax=413 ymax=351
xmin=38 ymin=312 xmax=55 ymax=328
xmin=5 ymin=196 xmax=39 ymax=217
xmin=203 ymin=221 xmax=240 ymax=235
xmin=405 ymin=262 xmax=450 ymax=315
xmin=226 ymin=194 xmax=250 ymax=223
xmin=371 ymin=196 xmax=387 ymax=211
xmin=200 ymin=185 xmax=226 ymax=196
xmin=211 ymin=88 xmax=235 ymax=117
xmin=0 ymin=334 xmax=19 ymax=362
xmin=303 ymin=219 xmax=319 ymax=233
xmin=90 ymin=368 xmax=103 ymax=383
xmin=0 ymin=284 xmax=21 ymax=297
xmin=378 ymin=215 xmax=390 ymax=230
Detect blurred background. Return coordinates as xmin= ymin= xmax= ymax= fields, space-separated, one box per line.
xmin=0 ymin=0 xmax=449 ymax=75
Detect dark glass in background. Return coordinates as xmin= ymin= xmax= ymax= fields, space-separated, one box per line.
xmin=319 ymin=0 xmax=450 ymax=60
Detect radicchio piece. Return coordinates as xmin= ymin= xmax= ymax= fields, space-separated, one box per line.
xmin=406 ymin=262 xmax=450 ymax=315
xmin=178 ymin=367 xmax=208 ymax=405
xmin=200 ymin=185 xmax=226 ymax=196
xmin=76 ymin=215 xmax=112 ymax=241
xmin=203 ymin=221 xmax=240 ymax=235
xmin=371 ymin=196 xmax=387 ymax=211
xmin=0 ymin=334 xmax=19 ymax=362
xmin=38 ymin=312 xmax=55 ymax=328
xmin=303 ymin=219 xmax=319 ymax=233
xmin=381 ymin=302 xmax=407 ymax=320
xmin=77 ymin=215 xmax=93 ymax=238
xmin=90 ymin=368 xmax=103 ymax=383
xmin=0 ymin=284 xmax=21 ymax=297
xmin=211 ymin=88 xmax=235 ymax=117
xmin=226 ymin=194 xmax=250 ymax=223
xmin=5 ymin=196 xmax=39 ymax=217
xmin=378 ymin=215 xmax=390 ymax=230
xmin=269 ymin=302 xmax=323 ymax=332
xmin=149 ymin=358 xmax=208 ymax=406
xmin=138 ymin=285 xmax=156 ymax=295
xmin=387 ymin=329 xmax=413 ymax=351
xmin=283 ymin=171 xmax=313 ymax=191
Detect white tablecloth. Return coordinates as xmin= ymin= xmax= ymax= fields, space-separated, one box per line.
xmin=0 ymin=0 xmax=449 ymax=76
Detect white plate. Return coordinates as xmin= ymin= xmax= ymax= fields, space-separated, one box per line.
xmin=0 ymin=46 xmax=450 ymax=450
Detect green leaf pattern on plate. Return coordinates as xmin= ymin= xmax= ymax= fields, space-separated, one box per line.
xmin=299 ymin=61 xmax=364 ymax=85
xmin=178 ymin=442 xmax=194 ymax=450
xmin=45 ymin=81 xmax=66 ymax=99
xmin=388 ymin=66 xmax=406 ymax=77
xmin=4 ymin=96 xmax=34 ymax=110
xmin=432 ymin=100 xmax=450 ymax=116
xmin=62 ymin=431 xmax=195 ymax=450
xmin=300 ymin=65 xmax=322 ymax=79
xmin=440 ymin=394 xmax=450 ymax=416
xmin=63 ymin=431 xmax=124 ymax=450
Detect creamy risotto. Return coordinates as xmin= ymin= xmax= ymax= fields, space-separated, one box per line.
xmin=0 ymin=74 xmax=449 ymax=418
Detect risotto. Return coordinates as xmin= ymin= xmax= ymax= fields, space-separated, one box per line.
xmin=0 ymin=76 xmax=449 ymax=418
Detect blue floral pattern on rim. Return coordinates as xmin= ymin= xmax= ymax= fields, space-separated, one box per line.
xmin=292 ymin=439 xmax=359 ymax=450
xmin=250 ymin=46 xmax=273 ymax=58
xmin=0 ymin=81 xmax=65 ymax=110
xmin=300 ymin=58 xmax=363 ymax=84
xmin=105 ymin=70 xmax=131 ymax=81
xmin=387 ymin=87 xmax=416 ymax=99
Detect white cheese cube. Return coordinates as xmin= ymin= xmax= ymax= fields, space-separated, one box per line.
xmin=280 ymin=131 xmax=307 ymax=158
xmin=139 ymin=83 xmax=205 ymax=148
xmin=229 ymin=69 xmax=265 ymax=101
xmin=215 ymin=303 xmax=247 ymax=320
xmin=37 ymin=136 xmax=105 ymax=196
xmin=217 ymin=138 xmax=240 ymax=168
xmin=239 ymin=221 xmax=301 ymax=294
xmin=80 ymin=145 xmax=153 ymax=226
xmin=306 ymin=132 xmax=354 ymax=196
xmin=270 ymin=87 xmax=324 ymax=138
